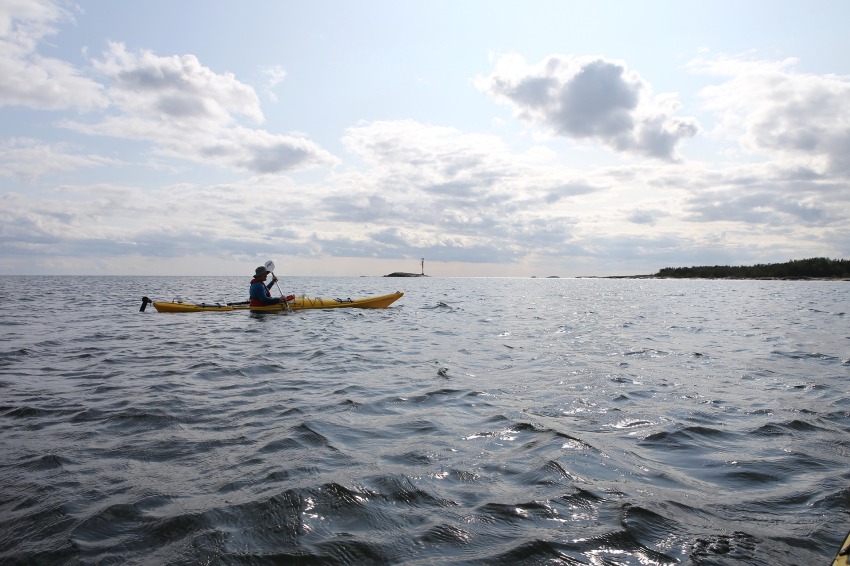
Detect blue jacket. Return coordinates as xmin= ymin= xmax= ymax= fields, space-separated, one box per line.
xmin=249 ymin=278 xmax=279 ymax=306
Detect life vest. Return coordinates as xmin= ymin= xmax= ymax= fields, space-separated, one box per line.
xmin=249 ymin=278 xmax=273 ymax=306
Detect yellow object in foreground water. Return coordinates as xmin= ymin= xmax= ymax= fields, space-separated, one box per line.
xmin=833 ymin=531 xmax=850 ymax=566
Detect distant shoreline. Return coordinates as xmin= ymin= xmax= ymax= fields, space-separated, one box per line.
xmin=378 ymin=273 xmax=849 ymax=280
xmin=597 ymin=275 xmax=850 ymax=281
xmin=383 ymin=257 xmax=850 ymax=280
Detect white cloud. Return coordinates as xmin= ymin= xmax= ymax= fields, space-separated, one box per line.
xmin=0 ymin=0 xmax=107 ymax=111
xmin=92 ymin=42 xmax=264 ymax=125
xmin=0 ymin=3 xmax=336 ymax=176
xmin=262 ymin=65 xmax=287 ymax=102
xmin=337 ymin=119 xmax=607 ymax=215
xmin=0 ymin=138 xmax=117 ymax=180
xmin=693 ymin=54 xmax=850 ymax=175
xmin=475 ymin=53 xmax=699 ymax=161
xmin=341 ymin=119 xmax=514 ymax=183
xmin=628 ymin=209 xmax=669 ymax=226
xmin=61 ymin=42 xmax=338 ymax=174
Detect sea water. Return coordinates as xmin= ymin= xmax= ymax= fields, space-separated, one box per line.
xmin=1 ymin=275 xmax=848 ymax=565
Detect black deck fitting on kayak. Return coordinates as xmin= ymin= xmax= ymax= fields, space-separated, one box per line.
xmin=140 ymin=296 xmax=152 ymax=312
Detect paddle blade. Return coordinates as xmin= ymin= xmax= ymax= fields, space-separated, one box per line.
xmin=264 ymin=260 xmax=276 ymax=273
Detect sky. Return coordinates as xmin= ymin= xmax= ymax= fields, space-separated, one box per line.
xmin=2 ymin=1 xmax=850 ymax=277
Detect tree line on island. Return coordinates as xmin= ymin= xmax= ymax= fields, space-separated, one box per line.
xmin=655 ymin=257 xmax=850 ymax=279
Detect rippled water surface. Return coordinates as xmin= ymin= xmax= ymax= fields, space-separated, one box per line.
xmin=1 ymin=276 xmax=849 ymax=565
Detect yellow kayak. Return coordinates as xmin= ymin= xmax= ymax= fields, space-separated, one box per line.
xmin=143 ymin=291 xmax=403 ymax=313
xmin=833 ymin=530 xmax=850 ymax=566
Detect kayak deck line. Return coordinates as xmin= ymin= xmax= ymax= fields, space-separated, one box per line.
xmin=141 ymin=291 xmax=404 ymax=313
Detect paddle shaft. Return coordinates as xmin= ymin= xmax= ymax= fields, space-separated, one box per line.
xmin=270 ymin=272 xmax=291 ymax=311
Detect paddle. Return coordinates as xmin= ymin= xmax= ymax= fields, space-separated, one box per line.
xmin=264 ymin=260 xmax=291 ymax=311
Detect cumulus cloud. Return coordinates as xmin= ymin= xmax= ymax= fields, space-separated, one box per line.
xmin=693 ymin=55 xmax=850 ymax=176
xmin=58 ymin=42 xmax=337 ymax=174
xmin=92 ymin=42 xmax=264 ymax=125
xmin=0 ymin=0 xmax=107 ymax=111
xmin=476 ymin=53 xmax=698 ymax=161
xmin=1 ymin=1 xmax=335 ymax=175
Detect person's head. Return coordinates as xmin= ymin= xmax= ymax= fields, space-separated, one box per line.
xmin=254 ymin=266 xmax=270 ymax=279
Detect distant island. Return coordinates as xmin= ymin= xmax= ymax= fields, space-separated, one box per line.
xmin=652 ymin=257 xmax=850 ymax=280
xmin=387 ymin=258 xmax=428 ymax=277
xmin=384 ymin=272 xmax=428 ymax=277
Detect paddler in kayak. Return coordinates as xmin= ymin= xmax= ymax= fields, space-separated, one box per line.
xmin=249 ymin=266 xmax=294 ymax=306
